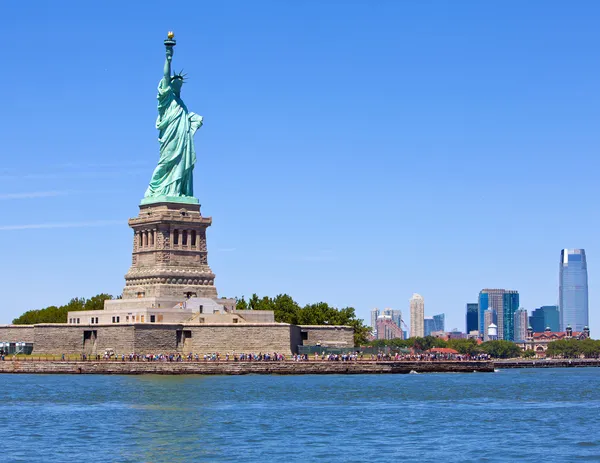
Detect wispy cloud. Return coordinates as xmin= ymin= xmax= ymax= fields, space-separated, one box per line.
xmin=0 ymin=220 xmax=123 ymax=231
xmin=0 ymin=191 xmax=71 ymax=200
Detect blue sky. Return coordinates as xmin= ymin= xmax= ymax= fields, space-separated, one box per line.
xmin=2 ymin=1 xmax=599 ymax=335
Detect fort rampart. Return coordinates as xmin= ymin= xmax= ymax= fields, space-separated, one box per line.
xmin=0 ymin=360 xmax=494 ymax=374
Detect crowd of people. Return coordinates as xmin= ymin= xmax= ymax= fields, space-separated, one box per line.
xmin=70 ymin=351 xmax=489 ymax=362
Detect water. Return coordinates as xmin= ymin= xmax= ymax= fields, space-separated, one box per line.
xmin=0 ymin=368 xmax=599 ymax=462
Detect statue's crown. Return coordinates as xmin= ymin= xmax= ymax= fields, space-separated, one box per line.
xmin=171 ymin=69 xmax=187 ymax=82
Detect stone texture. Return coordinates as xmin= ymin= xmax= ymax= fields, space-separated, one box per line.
xmin=123 ymin=202 xmax=217 ymax=300
xmin=0 ymin=325 xmax=35 ymax=343
xmin=299 ymin=325 xmax=354 ymax=347
xmin=188 ymin=324 xmax=295 ymax=354
xmin=134 ymin=324 xmax=178 ymax=353
xmin=0 ymin=360 xmax=495 ymax=375
xmin=32 ymin=325 xmax=135 ymax=355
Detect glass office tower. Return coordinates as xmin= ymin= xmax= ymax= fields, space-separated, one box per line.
xmin=559 ymin=249 xmax=589 ymax=331
xmin=478 ymin=289 xmax=519 ymax=341
xmin=466 ymin=303 xmax=478 ymax=334
xmin=529 ymin=306 xmax=560 ymax=332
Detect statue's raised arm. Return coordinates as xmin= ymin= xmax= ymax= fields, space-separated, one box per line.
xmin=164 ymin=46 xmax=173 ymax=83
xmin=142 ymin=32 xmax=203 ymax=206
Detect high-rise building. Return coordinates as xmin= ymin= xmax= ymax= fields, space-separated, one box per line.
xmin=381 ymin=308 xmax=402 ymax=330
xmin=370 ymin=308 xmax=380 ymax=335
xmin=466 ymin=303 xmax=478 ymax=335
xmin=483 ymin=309 xmax=497 ymax=342
xmin=410 ymin=294 xmax=424 ymax=338
xmin=433 ymin=314 xmax=445 ymax=333
xmin=529 ymin=305 xmax=560 ymax=332
xmin=559 ymin=249 xmax=589 ymax=331
xmin=375 ymin=315 xmax=404 ymax=340
xmin=424 ymin=316 xmax=434 ymax=336
xmin=514 ymin=308 xmax=528 ymax=341
xmin=478 ymin=289 xmax=520 ymax=341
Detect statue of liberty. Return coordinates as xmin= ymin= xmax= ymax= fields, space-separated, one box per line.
xmin=142 ymin=32 xmax=203 ymax=205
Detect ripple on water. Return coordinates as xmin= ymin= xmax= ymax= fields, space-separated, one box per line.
xmin=0 ymin=368 xmax=599 ymax=463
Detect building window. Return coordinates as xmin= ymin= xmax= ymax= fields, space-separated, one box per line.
xmin=191 ymin=230 xmax=197 ymax=247
xmin=198 ymin=318 xmax=205 ymax=323
xmin=95 ymin=317 xmax=99 ymax=324
xmin=91 ymin=318 xmax=94 ymax=324
xmin=69 ymin=318 xmax=72 ymax=324
xmin=149 ymin=231 xmax=155 ymax=246
xmin=138 ymin=232 xmax=143 ymax=248
xmin=116 ymin=316 xmax=120 ymax=323
xmin=126 ymin=316 xmax=129 ymax=322
xmin=173 ymin=230 xmax=179 ymax=245
xmin=77 ymin=318 xmax=80 ymax=324
xmin=301 ymin=331 xmax=309 ymax=341
xmin=150 ymin=315 xmax=156 ymax=323
xmin=233 ymin=318 xmax=238 ymax=323
xmin=182 ymin=230 xmax=188 ymax=246
xmin=141 ymin=315 xmax=145 ymax=323
xmin=199 ymin=305 xmax=203 ymax=314
xmin=112 ymin=317 xmax=116 ymax=323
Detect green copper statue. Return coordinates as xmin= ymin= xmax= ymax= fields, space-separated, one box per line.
xmin=142 ymin=32 xmax=203 ymax=205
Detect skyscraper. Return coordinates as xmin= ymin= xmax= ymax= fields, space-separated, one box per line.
xmin=559 ymin=249 xmax=589 ymax=331
xmin=370 ymin=308 xmax=380 ymax=334
xmin=478 ymin=289 xmax=520 ymax=341
xmin=529 ymin=305 xmax=560 ymax=332
xmin=466 ymin=303 xmax=478 ymax=334
xmin=424 ymin=316 xmax=434 ymax=337
xmin=433 ymin=314 xmax=445 ymax=333
xmin=514 ymin=308 xmax=528 ymax=341
xmin=381 ymin=308 xmax=403 ymax=330
xmin=410 ymin=294 xmax=424 ymax=338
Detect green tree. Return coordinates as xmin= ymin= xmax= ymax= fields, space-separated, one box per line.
xmin=12 ymin=294 xmax=113 ymax=324
xmin=271 ymin=294 xmax=300 ymax=325
xmin=412 ymin=336 xmax=447 ymax=351
xmin=480 ymin=340 xmax=521 ymax=359
xmin=521 ymin=349 xmax=536 ymax=358
xmin=447 ymin=338 xmax=481 ymax=356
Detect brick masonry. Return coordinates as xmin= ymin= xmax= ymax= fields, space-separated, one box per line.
xmin=0 ymin=325 xmax=35 ymax=343
xmin=299 ymin=325 xmax=354 ymax=346
xmin=0 ymin=323 xmax=343 ymax=355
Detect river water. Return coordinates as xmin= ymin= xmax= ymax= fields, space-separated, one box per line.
xmin=0 ymin=368 xmax=599 ymax=462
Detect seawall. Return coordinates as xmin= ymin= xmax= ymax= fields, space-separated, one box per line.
xmin=0 ymin=360 xmax=494 ymax=375
xmin=495 ymin=359 xmax=600 ymax=368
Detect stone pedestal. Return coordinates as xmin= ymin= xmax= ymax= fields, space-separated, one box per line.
xmin=122 ymin=201 xmax=218 ymax=300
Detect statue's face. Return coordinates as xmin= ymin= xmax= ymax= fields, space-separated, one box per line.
xmin=171 ymin=78 xmax=183 ymax=94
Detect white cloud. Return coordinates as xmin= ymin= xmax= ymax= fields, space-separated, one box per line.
xmin=0 ymin=220 xmax=123 ymax=231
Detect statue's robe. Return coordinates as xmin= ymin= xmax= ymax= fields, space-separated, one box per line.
xmin=144 ymin=78 xmax=203 ymax=199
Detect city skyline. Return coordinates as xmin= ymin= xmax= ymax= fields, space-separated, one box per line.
xmin=1 ymin=2 xmax=599 ymax=337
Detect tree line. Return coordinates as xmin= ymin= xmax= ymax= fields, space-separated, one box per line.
xmin=12 ymin=294 xmax=113 ymax=325
xmin=236 ymin=294 xmax=371 ymax=344
xmin=367 ymin=336 xmax=523 ymax=359
xmin=545 ymin=338 xmax=600 ymax=358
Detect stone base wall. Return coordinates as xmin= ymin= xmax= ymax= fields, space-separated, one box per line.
xmin=188 ymin=324 xmax=295 ymax=354
xmin=0 ymin=325 xmax=35 ymax=343
xmin=134 ymin=324 xmax=179 ymax=353
xmin=299 ymin=325 xmax=354 ymax=347
xmin=33 ymin=325 xmax=135 ymax=355
xmin=0 ymin=323 xmax=352 ymax=356
xmin=0 ymin=360 xmax=495 ymax=375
